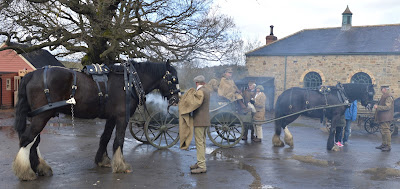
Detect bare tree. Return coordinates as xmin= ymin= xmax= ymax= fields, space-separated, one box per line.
xmin=0 ymin=0 xmax=241 ymax=65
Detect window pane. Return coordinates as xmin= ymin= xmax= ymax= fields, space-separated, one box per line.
xmin=351 ymin=72 xmax=372 ymax=84
xmin=304 ymin=72 xmax=322 ymax=89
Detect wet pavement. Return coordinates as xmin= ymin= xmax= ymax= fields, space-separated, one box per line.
xmin=1 ymin=109 xmax=400 ymax=189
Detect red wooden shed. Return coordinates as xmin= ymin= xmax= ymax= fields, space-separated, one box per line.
xmin=0 ymin=42 xmax=64 ymax=108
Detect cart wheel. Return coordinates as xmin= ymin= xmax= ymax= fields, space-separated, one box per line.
xmin=364 ymin=117 xmax=379 ymax=134
xmin=129 ymin=121 xmax=148 ymax=143
xmin=144 ymin=111 xmax=179 ymax=149
xmin=207 ymin=111 xmax=244 ymax=148
xmin=390 ymin=122 xmax=396 ymax=135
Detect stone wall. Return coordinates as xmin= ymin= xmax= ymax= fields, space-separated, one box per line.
xmin=246 ymin=55 xmax=400 ymax=102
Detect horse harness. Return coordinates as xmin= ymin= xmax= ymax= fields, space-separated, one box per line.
xmin=287 ymin=84 xmax=349 ymax=120
xmin=122 ymin=62 xmax=146 ymax=124
xmin=27 ymin=62 xmax=179 ymax=125
xmin=82 ymin=64 xmax=110 ymax=105
xmin=28 ymin=64 xmax=110 ymax=117
xmin=28 ymin=66 xmax=77 ymax=117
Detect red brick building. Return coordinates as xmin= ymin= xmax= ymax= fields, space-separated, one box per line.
xmin=0 ymin=42 xmax=64 ymax=108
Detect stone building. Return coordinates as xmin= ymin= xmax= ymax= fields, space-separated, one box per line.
xmin=246 ymin=6 xmax=400 ymax=103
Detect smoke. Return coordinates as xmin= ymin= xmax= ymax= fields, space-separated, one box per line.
xmin=145 ymin=92 xmax=178 ymax=115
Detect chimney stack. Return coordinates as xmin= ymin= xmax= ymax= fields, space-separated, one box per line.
xmin=266 ymin=25 xmax=278 ymax=45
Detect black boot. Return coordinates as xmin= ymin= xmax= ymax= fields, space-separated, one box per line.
xmin=375 ymin=144 xmax=385 ymax=149
xmin=381 ymin=145 xmax=391 ymax=152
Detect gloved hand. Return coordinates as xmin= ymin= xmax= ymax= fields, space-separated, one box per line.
xmin=250 ymin=98 xmax=255 ymax=104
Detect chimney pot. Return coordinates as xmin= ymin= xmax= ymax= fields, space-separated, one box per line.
xmin=270 ymin=25 xmax=274 ymax=36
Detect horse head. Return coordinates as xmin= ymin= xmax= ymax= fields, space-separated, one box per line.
xmin=158 ymin=60 xmax=180 ymax=109
xmin=343 ymin=83 xmax=375 ymax=108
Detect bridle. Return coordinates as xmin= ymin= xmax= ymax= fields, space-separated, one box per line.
xmin=162 ymin=70 xmax=180 ymax=106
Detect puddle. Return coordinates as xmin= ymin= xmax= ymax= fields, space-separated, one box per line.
xmin=363 ymin=167 xmax=400 ymax=180
xmin=291 ymin=155 xmax=335 ymax=167
xmin=209 ymin=148 xmax=278 ymax=188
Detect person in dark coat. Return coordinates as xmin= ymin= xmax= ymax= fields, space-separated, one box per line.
xmin=242 ymin=81 xmax=256 ymax=140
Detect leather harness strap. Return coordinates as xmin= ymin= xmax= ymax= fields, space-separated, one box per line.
xmin=123 ymin=63 xmax=146 ymax=124
xmin=28 ymin=67 xmax=77 ymax=117
xmin=43 ymin=66 xmax=52 ymax=104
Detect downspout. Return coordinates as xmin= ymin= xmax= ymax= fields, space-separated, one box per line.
xmin=284 ymin=56 xmax=287 ymax=91
xmin=0 ymin=77 xmax=2 ymax=108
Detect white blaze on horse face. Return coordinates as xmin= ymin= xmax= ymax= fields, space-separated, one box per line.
xmin=176 ymin=84 xmax=181 ymax=97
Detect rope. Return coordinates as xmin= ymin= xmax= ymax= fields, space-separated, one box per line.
xmin=256 ymin=103 xmax=349 ymax=125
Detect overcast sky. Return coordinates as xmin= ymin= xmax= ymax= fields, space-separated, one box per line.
xmin=213 ymin=0 xmax=400 ymax=44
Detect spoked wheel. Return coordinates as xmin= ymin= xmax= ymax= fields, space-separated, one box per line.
xmin=364 ymin=117 xmax=379 ymax=134
xmin=390 ymin=122 xmax=396 ymax=135
xmin=144 ymin=111 xmax=179 ymax=149
xmin=129 ymin=121 xmax=148 ymax=143
xmin=207 ymin=111 xmax=244 ymax=148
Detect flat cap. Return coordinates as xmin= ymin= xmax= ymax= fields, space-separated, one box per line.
xmin=248 ymin=80 xmax=256 ymax=85
xmin=224 ymin=67 xmax=233 ymax=73
xmin=256 ymin=85 xmax=264 ymax=91
xmin=193 ymin=75 xmax=205 ymax=83
xmin=380 ymin=84 xmax=390 ymax=89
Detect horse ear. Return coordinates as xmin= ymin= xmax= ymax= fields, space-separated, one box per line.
xmin=166 ymin=59 xmax=171 ymax=69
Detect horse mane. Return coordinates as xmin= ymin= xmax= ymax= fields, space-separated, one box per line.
xmin=108 ymin=60 xmax=177 ymax=78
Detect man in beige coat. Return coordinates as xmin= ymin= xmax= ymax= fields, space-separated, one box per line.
xmin=179 ymin=75 xmax=210 ymax=174
xmin=218 ymin=67 xmax=248 ymax=114
xmin=374 ymin=85 xmax=394 ymax=152
xmin=252 ymin=85 xmax=266 ymax=142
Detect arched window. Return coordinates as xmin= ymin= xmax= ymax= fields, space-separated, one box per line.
xmin=351 ymin=72 xmax=372 ymax=84
xmin=303 ymin=72 xmax=322 ymax=89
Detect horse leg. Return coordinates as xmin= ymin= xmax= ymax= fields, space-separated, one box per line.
xmin=34 ymin=135 xmax=53 ymax=176
xmin=327 ymin=117 xmax=338 ymax=151
xmin=95 ymin=118 xmax=116 ymax=167
xmin=283 ymin=127 xmax=294 ymax=148
xmin=111 ymin=118 xmax=131 ymax=173
xmin=273 ymin=115 xmax=298 ymax=147
xmin=273 ymin=120 xmax=285 ymax=147
xmin=13 ymin=113 xmax=52 ymax=181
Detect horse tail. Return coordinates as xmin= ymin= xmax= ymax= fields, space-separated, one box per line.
xmin=14 ymin=72 xmax=33 ymax=136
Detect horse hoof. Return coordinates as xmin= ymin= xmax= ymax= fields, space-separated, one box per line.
xmin=331 ymin=145 xmax=339 ymax=151
xmin=38 ymin=168 xmax=53 ymax=177
xmin=37 ymin=159 xmax=53 ymax=176
xmin=272 ymin=135 xmax=285 ymax=147
xmin=273 ymin=142 xmax=285 ymax=147
xmin=15 ymin=170 xmax=38 ymax=181
xmin=97 ymin=157 xmax=112 ymax=168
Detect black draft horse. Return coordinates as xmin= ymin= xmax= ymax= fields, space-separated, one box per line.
xmin=272 ymin=83 xmax=375 ymax=150
xmin=12 ymin=61 xmax=180 ymax=181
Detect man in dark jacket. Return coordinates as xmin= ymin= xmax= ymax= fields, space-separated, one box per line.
xmin=374 ymin=85 xmax=394 ymax=152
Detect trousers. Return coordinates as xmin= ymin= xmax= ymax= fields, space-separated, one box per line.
xmin=379 ymin=121 xmax=391 ymax=147
xmin=194 ymin=126 xmax=207 ymax=169
xmin=253 ymin=124 xmax=263 ymax=139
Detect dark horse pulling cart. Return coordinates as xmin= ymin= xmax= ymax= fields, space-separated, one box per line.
xmin=272 ymin=83 xmax=375 ymax=150
xmin=12 ymin=60 xmax=180 ymax=181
